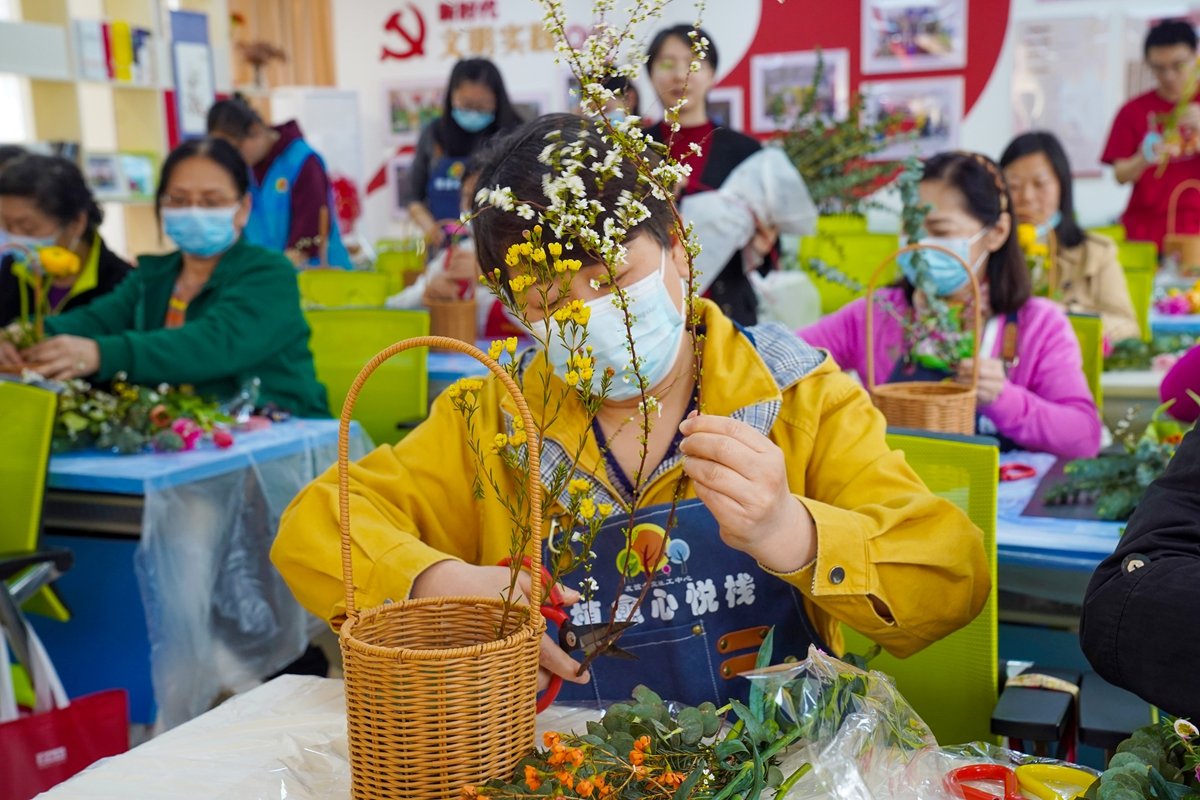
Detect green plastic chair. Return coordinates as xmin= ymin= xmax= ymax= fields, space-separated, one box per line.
xmin=305 ymin=308 xmax=431 ymax=446
xmin=1116 ymin=240 xmax=1158 ymax=272
xmin=0 ymin=379 xmax=70 ymax=623
xmin=842 ymin=429 xmax=999 ymax=746
xmin=816 ymin=214 xmax=869 ymax=235
xmin=375 ymin=237 xmax=427 ymax=295
xmin=1088 ymin=224 xmax=1126 ymax=244
xmin=1123 ymin=268 xmax=1155 ymax=342
xmin=797 ymin=232 xmax=901 ymax=313
xmin=298 ymin=270 xmax=390 ymax=309
xmin=1068 ymin=314 xmax=1104 ymax=414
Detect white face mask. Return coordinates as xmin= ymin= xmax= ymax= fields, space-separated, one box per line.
xmin=547 ymin=248 xmax=686 ymax=401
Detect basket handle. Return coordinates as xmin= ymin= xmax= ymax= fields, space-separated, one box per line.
xmin=864 ymin=242 xmax=983 ymax=393
xmin=1167 ymin=179 xmax=1200 ymax=238
xmin=338 ymin=336 xmax=544 ymax=619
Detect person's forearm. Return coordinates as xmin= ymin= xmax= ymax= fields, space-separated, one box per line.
xmin=1113 ymin=153 xmax=1150 ymax=185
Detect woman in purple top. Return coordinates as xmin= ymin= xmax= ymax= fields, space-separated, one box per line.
xmin=1161 ymin=344 xmax=1200 ymax=422
xmin=799 ymin=151 xmax=1101 ymax=460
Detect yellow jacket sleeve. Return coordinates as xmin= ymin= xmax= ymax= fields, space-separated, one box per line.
xmin=271 ymin=386 xmax=500 ymax=626
xmin=767 ymin=370 xmax=990 ymax=658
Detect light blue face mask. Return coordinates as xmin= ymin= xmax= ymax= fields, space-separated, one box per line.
xmin=547 ymin=248 xmax=685 ymax=401
xmin=1036 ymin=210 xmax=1062 ymax=239
xmin=451 ymin=107 xmax=495 ymax=133
xmin=898 ymin=228 xmax=989 ymax=297
xmin=6 ymin=232 xmax=59 ymax=252
xmin=162 ymin=206 xmax=239 ymax=257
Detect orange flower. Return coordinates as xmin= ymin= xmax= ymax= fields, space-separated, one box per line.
xmin=566 ymin=748 xmax=585 ymax=768
xmin=543 ymin=731 xmax=561 ymax=749
xmin=548 ymin=743 xmax=569 ymax=766
xmin=524 ymin=765 xmax=542 ymax=791
xmin=661 ymin=771 xmax=686 ymax=788
xmin=555 ymin=770 xmax=575 ymax=789
xmin=576 ymin=778 xmax=595 ymax=797
xmin=629 ymin=750 xmax=645 ymax=766
xmin=634 ymin=735 xmax=651 ymax=752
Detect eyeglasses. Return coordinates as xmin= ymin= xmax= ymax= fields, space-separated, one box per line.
xmin=160 ymin=195 xmax=241 ymax=209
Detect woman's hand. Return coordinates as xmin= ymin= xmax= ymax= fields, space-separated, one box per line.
xmin=0 ymin=340 xmax=24 ymax=370
xmin=956 ymin=357 xmax=1007 ymax=405
xmin=679 ymin=412 xmax=815 ymax=573
xmin=411 ymin=560 xmax=590 ymax=690
xmin=22 ymin=335 xmax=100 ymax=380
xmin=743 ymin=220 xmax=780 ymax=270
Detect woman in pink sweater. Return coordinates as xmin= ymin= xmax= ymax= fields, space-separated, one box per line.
xmin=1161 ymin=344 xmax=1200 ymax=422
xmin=799 ymin=152 xmax=1101 ymax=460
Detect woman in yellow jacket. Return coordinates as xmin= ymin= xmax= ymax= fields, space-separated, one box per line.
xmin=272 ymin=114 xmax=990 ymax=706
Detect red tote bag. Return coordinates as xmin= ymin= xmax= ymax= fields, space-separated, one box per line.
xmin=1 ymin=623 xmax=129 ymax=799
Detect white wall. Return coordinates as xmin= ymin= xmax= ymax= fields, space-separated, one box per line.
xmin=961 ymin=0 xmax=1200 ymax=228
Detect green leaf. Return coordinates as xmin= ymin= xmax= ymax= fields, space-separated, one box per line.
xmin=671 ymin=767 xmax=706 ymax=800
xmin=766 ymin=766 xmax=784 ymax=788
xmin=699 ymin=702 xmax=721 ymax=738
xmin=748 ymin=628 xmax=775 ymax=722
xmin=1148 ymin=766 xmax=1200 ymax=799
xmin=677 ymin=707 xmax=705 ymax=746
xmin=631 ymin=685 xmax=663 ymax=708
xmin=714 ymin=739 xmax=749 ymax=763
xmin=730 ymin=699 xmax=769 ymax=747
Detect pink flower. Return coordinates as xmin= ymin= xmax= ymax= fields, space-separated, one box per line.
xmin=170 ymin=418 xmax=203 ymax=451
xmin=1156 ymin=294 xmax=1193 ymax=315
xmin=212 ymin=428 xmax=235 ymax=449
xmin=1194 ymin=765 xmax=1200 ymax=782
xmin=1153 ymin=353 xmax=1181 ymax=373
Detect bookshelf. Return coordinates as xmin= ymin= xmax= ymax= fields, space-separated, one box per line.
xmin=1 ymin=0 xmax=231 ymax=261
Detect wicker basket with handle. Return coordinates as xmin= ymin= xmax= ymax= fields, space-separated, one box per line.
xmin=1163 ymin=179 xmax=1200 ymax=277
xmin=336 ymin=336 xmax=544 ymax=800
xmin=865 ymin=243 xmax=982 ymax=435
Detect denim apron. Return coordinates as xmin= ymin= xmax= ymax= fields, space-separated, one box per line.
xmin=549 ymin=498 xmax=828 ymax=708
xmin=425 ymin=154 xmax=468 ymax=223
xmin=245 ymin=138 xmax=351 ymax=269
xmin=888 ymin=311 xmax=1020 ymax=450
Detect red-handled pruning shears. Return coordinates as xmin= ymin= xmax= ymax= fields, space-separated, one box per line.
xmin=498 ymin=556 xmax=638 ymax=711
xmin=999 ymin=463 xmax=1037 ymax=482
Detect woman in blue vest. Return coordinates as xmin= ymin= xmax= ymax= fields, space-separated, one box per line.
xmin=408 ymin=58 xmax=523 ymax=249
xmin=207 ymin=95 xmax=351 ymax=269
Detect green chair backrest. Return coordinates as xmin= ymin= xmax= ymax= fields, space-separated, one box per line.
xmin=816 ymin=214 xmax=869 ymax=235
xmin=797 ymin=232 xmax=901 ymax=314
xmin=1088 ymin=224 xmax=1126 ymax=244
xmin=375 ymin=237 xmax=427 ymax=295
xmin=0 ymin=380 xmax=69 ymax=621
xmin=842 ymin=429 xmax=999 ymax=746
xmin=1067 ymin=313 xmax=1104 ymax=414
xmin=305 ymin=309 xmax=431 ymax=446
xmin=1123 ymin=268 xmax=1155 ymax=342
xmin=1116 ymin=240 xmax=1158 ymax=272
xmin=298 ymin=270 xmax=390 ymax=309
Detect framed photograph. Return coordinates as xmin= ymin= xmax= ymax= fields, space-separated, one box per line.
xmin=384 ymin=83 xmax=445 ymax=146
xmin=750 ymin=49 xmax=850 ymax=132
xmin=708 ymin=86 xmax=745 ymax=131
xmin=118 ymin=152 xmax=156 ymax=201
xmin=861 ymin=77 xmax=963 ymax=160
xmin=861 ymin=0 xmax=968 ymax=75
xmin=83 ymin=153 xmax=125 ymax=201
xmin=389 ymin=153 xmax=417 ymax=220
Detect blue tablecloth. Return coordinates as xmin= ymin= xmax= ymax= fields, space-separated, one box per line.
xmin=1151 ymin=311 xmax=1200 ymax=335
xmin=44 ymin=419 xmax=369 ymax=730
xmin=995 ymin=451 xmax=1122 ymax=573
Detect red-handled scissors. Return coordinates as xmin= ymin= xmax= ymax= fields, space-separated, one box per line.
xmin=999 ymin=463 xmax=1037 ymax=482
xmin=944 ymin=764 xmax=1022 ymax=800
xmin=945 ymin=763 xmax=1095 ymax=800
xmin=498 ymin=556 xmax=638 ymax=711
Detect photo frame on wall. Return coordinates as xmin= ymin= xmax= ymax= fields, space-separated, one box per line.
xmin=83 ymin=153 xmax=125 ymax=201
xmin=861 ymin=0 xmax=968 ymax=75
xmin=860 ymin=76 xmax=964 ymax=160
xmin=708 ymin=86 xmax=745 ymax=132
xmin=169 ymin=11 xmax=214 ymax=140
xmin=750 ymin=49 xmax=850 ymax=132
xmin=385 ymin=83 xmax=445 ymax=146
xmin=117 ymin=153 xmax=156 ymax=201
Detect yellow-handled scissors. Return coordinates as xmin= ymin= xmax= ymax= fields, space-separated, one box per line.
xmin=1014 ymin=763 xmax=1098 ymax=800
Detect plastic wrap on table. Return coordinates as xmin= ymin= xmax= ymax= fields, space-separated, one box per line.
xmin=133 ymin=425 xmax=371 ymax=731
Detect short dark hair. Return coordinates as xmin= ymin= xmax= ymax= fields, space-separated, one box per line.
xmin=0 ymin=144 xmax=27 ymax=171
xmin=646 ymin=25 xmax=718 ymax=73
xmin=0 ymin=154 xmax=103 ymax=234
xmin=436 ymin=58 xmax=524 ymax=157
xmin=155 ymin=137 xmax=250 ymax=221
xmin=907 ymin=151 xmax=1030 ymax=315
xmin=206 ymin=94 xmax=265 ymax=140
xmin=471 ymin=113 xmax=674 ymax=281
xmin=999 ymin=130 xmax=1085 ymax=249
xmin=1144 ymin=19 xmax=1197 ymax=56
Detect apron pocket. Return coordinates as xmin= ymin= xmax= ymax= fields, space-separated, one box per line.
xmin=582 ymin=621 xmax=722 ymax=708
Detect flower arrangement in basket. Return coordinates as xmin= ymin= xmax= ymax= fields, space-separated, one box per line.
xmin=333 ymin=2 xmax=715 ymax=797
xmin=0 ymin=242 xmax=82 ymax=358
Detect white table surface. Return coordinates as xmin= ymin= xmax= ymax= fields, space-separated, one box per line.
xmin=1100 ymin=369 xmax=1163 ymax=399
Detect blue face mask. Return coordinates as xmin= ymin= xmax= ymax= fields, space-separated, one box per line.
xmin=1036 ymin=210 xmax=1062 ymax=239
xmin=451 ymin=108 xmax=495 ymax=133
xmin=7 ymin=232 xmax=59 ymax=252
xmin=162 ymin=206 xmax=240 ymax=257
xmin=547 ymin=249 xmax=685 ymax=401
xmin=608 ymin=109 xmax=628 ymax=124
xmin=897 ymin=229 xmax=988 ymax=298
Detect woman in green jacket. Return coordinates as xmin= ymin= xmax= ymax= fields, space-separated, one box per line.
xmin=0 ymin=137 xmax=329 ymax=418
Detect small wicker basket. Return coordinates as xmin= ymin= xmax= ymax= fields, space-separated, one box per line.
xmin=1163 ymin=179 xmax=1200 ymax=277
xmin=865 ymin=243 xmax=982 ymax=435
xmin=427 ymin=299 xmax=478 ymax=350
xmin=336 ymin=336 xmax=544 ymax=799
